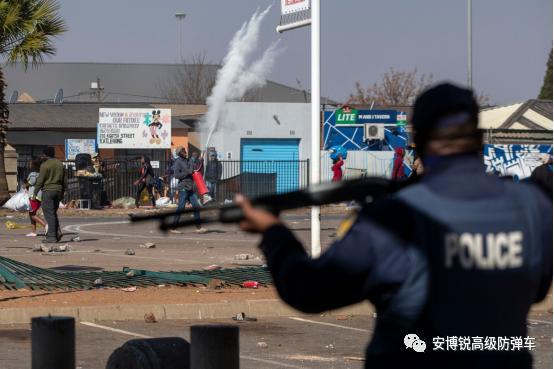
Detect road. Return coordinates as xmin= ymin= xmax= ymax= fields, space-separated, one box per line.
xmin=0 ymin=212 xmax=343 ymax=272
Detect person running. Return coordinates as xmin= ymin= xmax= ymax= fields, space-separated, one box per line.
xmin=134 ymin=156 xmax=156 ymax=208
xmin=171 ymin=146 xmax=207 ymax=234
xmin=26 ymin=158 xmax=47 ymax=237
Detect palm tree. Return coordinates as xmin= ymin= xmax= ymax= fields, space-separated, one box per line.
xmin=0 ymin=0 xmax=66 ymax=205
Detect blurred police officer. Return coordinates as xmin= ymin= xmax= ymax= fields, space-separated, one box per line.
xmin=236 ymin=83 xmax=552 ymax=369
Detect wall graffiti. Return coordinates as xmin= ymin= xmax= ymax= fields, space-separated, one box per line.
xmin=483 ymin=144 xmax=552 ymax=180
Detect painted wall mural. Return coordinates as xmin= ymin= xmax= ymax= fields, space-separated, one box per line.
xmin=483 ymin=144 xmax=552 ymax=180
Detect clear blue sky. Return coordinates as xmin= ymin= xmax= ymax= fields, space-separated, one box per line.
xmin=48 ymin=0 xmax=552 ymax=105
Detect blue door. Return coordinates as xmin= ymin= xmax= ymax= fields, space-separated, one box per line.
xmin=241 ymin=138 xmax=300 ymax=193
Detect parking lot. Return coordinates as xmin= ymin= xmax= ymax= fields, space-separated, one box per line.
xmin=0 ymin=311 xmax=551 ymax=369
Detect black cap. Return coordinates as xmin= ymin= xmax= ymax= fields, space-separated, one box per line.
xmin=412 ymin=83 xmax=478 ymax=152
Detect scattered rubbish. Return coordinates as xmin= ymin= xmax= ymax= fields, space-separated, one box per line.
xmin=121 ymin=286 xmax=137 ymax=292
xmin=93 ymin=278 xmax=103 ymax=287
xmin=125 ymin=270 xmax=135 ymax=278
xmin=344 ymin=356 xmax=365 ymax=362
xmin=5 ymin=215 xmax=13 ymax=219
xmin=207 ymin=278 xmax=225 ymax=290
xmin=71 ymin=236 xmax=81 ymax=242
xmin=325 ymin=344 xmax=335 ymax=350
xmin=0 ymin=275 xmax=6 ymax=283
xmin=242 ymin=281 xmax=259 ymax=289
xmin=256 ymin=342 xmax=268 ymax=349
xmin=155 ymin=197 xmax=171 ymax=208
xmin=234 ymin=254 xmax=255 ymax=261
xmin=139 ymin=242 xmax=156 ymax=249
xmin=54 ymin=244 xmax=70 ymax=252
xmin=233 ymin=312 xmax=258 ymax=322
xmin=3 ymin=190 xmax=30 ymax=212
xmin=40 ymin=245 xmax=51 ymax=253
xmin=144 ymin=312 xmax=157 ymax=323
xmin=124 ymin=249 xmax=135 ymax=255
xmin=112 ymin=197 xmax=136 ymax=209
xmin=5 ymin=221 xmax=32 ymax=230
xmin=32 ymin=244 xmax=43 ymax=252
xmin=336 ymin=315 xmax=352 ymax=321
xmin=157 ymin=284 xmax=166 ymax=288
xmin=224 ymin=199 xmax=233 ymax=204
xmin=203 ymin=264 xmax=222 ymax=271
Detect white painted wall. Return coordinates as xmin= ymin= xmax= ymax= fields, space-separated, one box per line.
xmin=208 ymin=102 xmax=311 ymax=161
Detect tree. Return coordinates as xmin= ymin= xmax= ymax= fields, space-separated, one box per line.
xmin=161 ymin=52 xmax=217 ymax=104
xmin=350 ymin=68 xmax=433 ymax=106
xmin=0 ymin=0 xmax=66 ymax=205
xmin=538 ymin=49 xmax=552 ymax=100
xmin=350 ymin=67 xmax=490 ymax=107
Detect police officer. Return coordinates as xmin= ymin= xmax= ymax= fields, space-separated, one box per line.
xmin=235 ymin=83 xmax=552 ymax=369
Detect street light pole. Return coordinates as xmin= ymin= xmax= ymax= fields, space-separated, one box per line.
xmin=310 ymin=0 xmax=321 ymax=258
xmin=175 ymin=12 xmax=186 ymax=61
xmin=467 ymin=0 xmax=472 ymax=89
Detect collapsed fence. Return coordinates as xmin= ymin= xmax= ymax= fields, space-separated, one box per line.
xmin=16 ymin=159 xmax=310 ymax=205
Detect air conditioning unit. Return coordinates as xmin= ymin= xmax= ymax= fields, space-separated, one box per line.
xmin=364 ymin=124 xmax=384 ymax=140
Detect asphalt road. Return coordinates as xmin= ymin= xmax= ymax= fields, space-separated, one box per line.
xmin=0 ymin=311 xmax=551 ymax=369
xmin=0 ymin=213 xmax=343 ymax=272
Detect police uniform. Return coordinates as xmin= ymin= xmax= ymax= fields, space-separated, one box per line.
xmin=258 ymin=85 xmax=552 ymax=369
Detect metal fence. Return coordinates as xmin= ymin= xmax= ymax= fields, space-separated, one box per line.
xmin=17 ymin=159 xmax=309 ymax=205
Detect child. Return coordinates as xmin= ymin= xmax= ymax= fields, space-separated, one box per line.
xmin=26 ymin=158 xmax=47 ymax=237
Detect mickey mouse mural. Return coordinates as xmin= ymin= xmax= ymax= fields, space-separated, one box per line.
xmin=148 ymin=110 xmax=163 ymax=144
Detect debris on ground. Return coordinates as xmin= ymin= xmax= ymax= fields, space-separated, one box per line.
xmin=93 ymin=278 xmax=103 ymax=287
xmin=111 ymin=197 xmax=136 ymax=209
xmin=124 ymin=249 xmax=135 ymax=255
xmin=5 ymin=220 xmax=32 ymax=230
xmin=54 ymin=244 xmax=70 ymax=252
xmin=144 ymin=312 xmax=157 ymax=323
xmin=325 ymin=344 xmax=335 ymax=350
xmin=121 ymin=286 xmax=137 ymax=292
xmin=71 ymin=236 xmax=81 ymax=242
xmin=232 ymin=312 xmax=258 ymax=322
xmin=234 ymin=253 xmax=255 ymax=261
xmin=256 ymin=342 xmax=268 ymax=349
xmin=344 ymin=356 xmax=365 ymax=362
xmin=203 ymin=264 xmax=222 ymax=271
xmin=207 ymin=278 xmax=225 ymax=290
xmin=139 ymin=242 xmax=156 ymax=249
xmin=125 ymin=270 xmax=135 ymax=278
xmin=40 ymin=245 xmax=51 ymax=253
xmin=242 ymin=281 xmax=259 ymax=289
xmin=336 ymin=315 xmax=352 ymax=321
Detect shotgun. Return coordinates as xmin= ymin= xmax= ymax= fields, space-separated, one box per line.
xmin=129 ymin=176 xmax=411 ymax=230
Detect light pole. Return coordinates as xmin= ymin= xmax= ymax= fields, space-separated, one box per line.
xmin=175 ymin=12 xmax=186 ymax=61
xmin=467 ymin=0 xmax=472 ymax=89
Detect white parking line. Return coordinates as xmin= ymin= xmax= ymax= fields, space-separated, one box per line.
xmin=63 ymin=221 xmax=252 ymax=243
xmin=80 ymin=321 xmax=151 ymax=338
xmin=81 ymin=321 xmax=308 ymax=369
xmin=289 ymin=317 xmax=370 ymax=333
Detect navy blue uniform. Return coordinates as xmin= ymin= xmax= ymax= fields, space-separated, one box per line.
xmin=260 ymin=155 xmax=552 ymax=369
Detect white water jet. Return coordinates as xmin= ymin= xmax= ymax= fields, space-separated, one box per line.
xmin=203 ymin=6 xmax=283 ymax=150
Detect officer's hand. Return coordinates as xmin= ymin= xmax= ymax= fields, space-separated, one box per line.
xmin=235 ymin=194 xmax=280 ymax=233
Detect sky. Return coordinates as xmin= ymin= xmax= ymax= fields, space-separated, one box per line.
xmin=46 ymin=0 xmax=552 ymax=105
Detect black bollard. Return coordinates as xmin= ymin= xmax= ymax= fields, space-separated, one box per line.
xmin=106 ymin=337 xmax=190 ymax=369
xmin=190 ymin=325 xmax=239 ymax=369
xmin=32 ymin=316 xmax=75 ymax=369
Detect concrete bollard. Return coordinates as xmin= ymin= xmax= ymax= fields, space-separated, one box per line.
xmin=106 ymin=337 xmax=190 ymax=369
xmin=190 ymin=325 xmax=239 ymax=369
xmin=32 ymin=316 xmax=75 ymax=369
